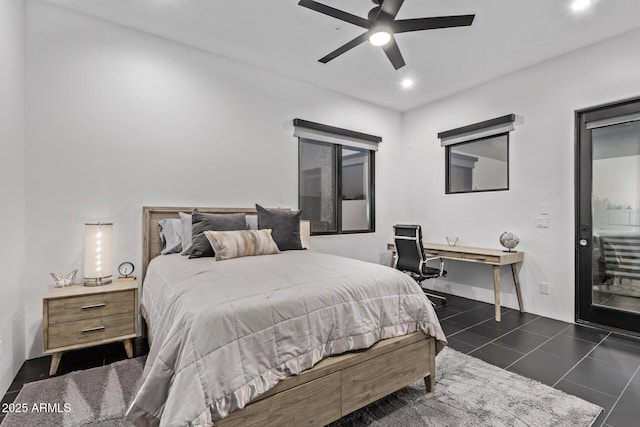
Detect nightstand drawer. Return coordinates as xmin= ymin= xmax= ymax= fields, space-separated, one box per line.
xmin=47 ymin=312 xmax=135 ymax=349
xmin=48 ymin=289 xmax=135 ymax=324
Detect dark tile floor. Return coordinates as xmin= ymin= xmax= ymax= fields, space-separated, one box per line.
xmin=433 ymin=291 xmax=640 ymax=427
xmin=2 ymin=293 xmax=640 ymax=426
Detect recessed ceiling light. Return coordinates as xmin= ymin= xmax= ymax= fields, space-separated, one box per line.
xmin=401 ymin=79 xmax=414 ymax=89
xmin=571 ymin=0 xmax=591 ymax=12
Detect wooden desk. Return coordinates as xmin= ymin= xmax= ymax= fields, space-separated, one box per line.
xmin=387 ymin=242 xmax=524 ymax=322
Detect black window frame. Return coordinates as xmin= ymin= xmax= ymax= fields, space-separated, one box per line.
xmin=438 ymin=114 xmax=515 ymax=195
xmin=444 ymin=132 xmax=511 ymax=194
xmin=294 ymin=119 xmax=379 ymax=236
xmin=298 ymin=139 xmax=376 ymax=236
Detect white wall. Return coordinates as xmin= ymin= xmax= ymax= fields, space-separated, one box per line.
xmin=21 ymin=2 xmax=640 ymax=365
xmin=23 ymin=1 xmax=405 ymax=358
xmin=0 ymin=0 xmax=26 ymax=397
xmin=402 ymin=27 xmax=640 ymax=322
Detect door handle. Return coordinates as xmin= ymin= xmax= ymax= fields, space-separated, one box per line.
xmin=579 ymin=239 xmax=589 ymax=247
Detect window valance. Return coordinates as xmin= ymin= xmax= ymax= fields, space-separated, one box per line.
xmin=293 ymin=118 xmax=381 ymax=151
xmin=438 ymin=114 xmax=516 ymax=147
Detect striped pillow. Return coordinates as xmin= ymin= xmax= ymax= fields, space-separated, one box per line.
xmin=204 ymin=229 xmax=280 ymax=261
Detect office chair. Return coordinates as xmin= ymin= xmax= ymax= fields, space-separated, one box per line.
xmin=393 ymin=224 xmax=447 ymax=306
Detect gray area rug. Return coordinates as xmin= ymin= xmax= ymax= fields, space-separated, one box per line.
xmin=1 ymin=357 xmax=145 ymax=427
xmin=2 ymin=348 xmax=602 ymax=426
xmin=332 ymin=347 xmax=603 ymax=427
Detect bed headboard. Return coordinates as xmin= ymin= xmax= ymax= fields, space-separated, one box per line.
xmin=142 ymin=206 xmax=261 ymax=280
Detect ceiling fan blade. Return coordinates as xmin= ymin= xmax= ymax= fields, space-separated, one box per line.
xmin=319 ymin=32 xmax=369 ymax=64
xmin=380 ymin=0 xmax=405 ymax=20
xmin=382 ymin=35 xmax=405 ymax=70
xmin=393 ymin=15 xmax=475 ymax=33
xmin=298 ymin=0 xmax=370 ymax=29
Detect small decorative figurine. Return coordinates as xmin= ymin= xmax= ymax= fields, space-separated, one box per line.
xmin=50 ymin=269 xmax=78 ymax=287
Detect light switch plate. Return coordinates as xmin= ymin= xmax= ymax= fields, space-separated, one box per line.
xmin=536 ymin=216 xmax=550 ymax=228
xmin=540 ymin=203 xmax=550 ymax=215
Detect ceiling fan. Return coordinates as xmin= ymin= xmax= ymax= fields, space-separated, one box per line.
xmin=298 ymin=0 xmax=475 ymax=70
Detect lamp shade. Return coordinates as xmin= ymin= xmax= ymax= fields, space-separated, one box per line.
xmin=84 ymin=223 xmax=113 ymax=286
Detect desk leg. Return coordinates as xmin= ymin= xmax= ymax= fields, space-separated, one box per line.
xmin=512 ymin=263 xmax=524 ymax=313
xmin=493 ymin=265 xmax=501 ymax=322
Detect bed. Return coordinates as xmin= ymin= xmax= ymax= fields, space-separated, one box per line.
xmin=127 ymin=206 xmax=447 ymax=426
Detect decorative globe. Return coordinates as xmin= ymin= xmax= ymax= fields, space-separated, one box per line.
xmin=499 ymin=231 xmax=519 ymax=252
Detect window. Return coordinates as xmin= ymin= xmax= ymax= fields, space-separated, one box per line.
xmin=446 ymin=133 xmax=509 ymax=193
xmin=438 ymin=114 xmax=516 ymax=194
xmin=295 ymin=119 xmax=378 ymax=235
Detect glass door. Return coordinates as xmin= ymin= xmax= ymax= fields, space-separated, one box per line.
xmin=576 ymin=98 xmax=640 ymax=334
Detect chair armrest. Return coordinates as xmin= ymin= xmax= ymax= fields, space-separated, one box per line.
xmin=424 ymin=256 xmax=445 ymax=276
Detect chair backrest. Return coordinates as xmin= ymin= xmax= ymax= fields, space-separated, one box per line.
xmin=393 ymin=224 xmax=425 ymax=274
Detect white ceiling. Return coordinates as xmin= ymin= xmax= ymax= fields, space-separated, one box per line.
xmin=41 ymin=0 xmax=640 ymax=112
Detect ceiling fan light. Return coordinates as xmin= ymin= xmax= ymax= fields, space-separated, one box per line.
xmin=369 ymin=31 xmax=391 ymax=46
xmin=571 ymin=0 xmax=591 ymax=12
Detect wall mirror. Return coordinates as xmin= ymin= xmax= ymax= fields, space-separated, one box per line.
xmin=446 ymin=133 xmax=509 ymax=193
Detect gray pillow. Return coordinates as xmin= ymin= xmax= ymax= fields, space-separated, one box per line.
xmin=256 ymin=204 xmax=303 ymax=251
xmin=179 ymin=212 xmax=193 ymax=255
xmin=186 ymin=210 xmax=248 ymax=258
xmin=158 ymin=218 xmax=184 ymax=255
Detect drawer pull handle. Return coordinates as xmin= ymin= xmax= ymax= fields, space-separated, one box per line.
xmin=81 ymin=326 xmax=105 ymax=333
xmin=81 ymin=303 xmax=106 ymax=310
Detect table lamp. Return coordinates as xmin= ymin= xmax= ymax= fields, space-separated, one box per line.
xmin=84 ymin=222 xmax=113 ymax=286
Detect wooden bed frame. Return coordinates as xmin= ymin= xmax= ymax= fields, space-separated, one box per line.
xmin=141 ymin=206 xmax=437 ymax=426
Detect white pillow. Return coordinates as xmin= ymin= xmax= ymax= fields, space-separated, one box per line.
xmin=158 ymin=218 xmax=183 ymax=255
xmin=179 ymin=212 xmax=193 ymax=255
xmin=245 ymin=214 xmax=258 ymax=230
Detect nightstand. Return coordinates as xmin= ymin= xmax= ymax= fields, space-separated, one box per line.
xmin=42 ymin=279 xmax=138 ymax=375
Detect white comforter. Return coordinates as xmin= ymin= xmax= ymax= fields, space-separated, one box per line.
xmin=127 ymin=251 xmax=446 ymax=426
